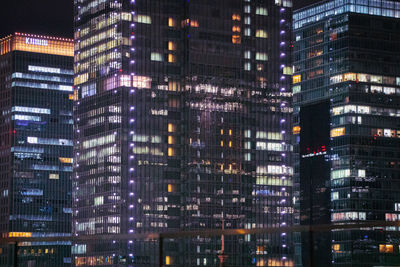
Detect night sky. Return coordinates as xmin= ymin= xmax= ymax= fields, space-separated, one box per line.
xmin=0 ymin=0 xmax=316 ymax=39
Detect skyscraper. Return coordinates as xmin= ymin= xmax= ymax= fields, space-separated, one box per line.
xmin=0 ymin=33 xmax=74 ymax=266
xmin=293 ymin=1 xmax=400 ymax=266
xmin=73 ymin=0 xmax=293 ymax=266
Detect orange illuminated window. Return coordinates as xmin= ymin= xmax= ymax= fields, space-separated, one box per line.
xmin=168 ymin=148 xmax=175 ymax=157
xmin=168 ymin=136 xmax=175 ymax=145
xmin=59 ymin=157 xmax=73 ymax=163
xmin=232 ymin=35 xmax=241 ymax=44
xmin=229 ymin=141 xmax=232 ymax=147
xmin=232 ymin=26 xmax=241 ymax=32
xmin=221 ymin=129 xmax=224 ymax=135
xmin=331 ymin=127 xmax=345 ymax=137
xmin=232 ymin=14 xmax=241 ymax=21
xmin=344 ymin=73 xmax=357 ymax=81
xmin=293 ymin=126 xmax=301 ymax=135
xmin=166 ymin=256 xmax=171 ymax=265
xmin=293 ymin=75 xmax=301 ymax=84
xmin=379 ymin=244 xmax=393 ymax=253
xmin=332 ymin=244 xmax=340 ymax=251
xmin=181 ymin=19 xmax=199 ymax=28
xmin=168 ymin=18 xmax=177 ymax=27
xmin=168 ymin=54 xmax=176 ymax=63
xmin=229 ymin=129 xmax=232 ymax=136
xmin=168 ymin=184 xmax=175 ymax=193
xmin=8 ymin=232 xmax=32 ymax=238
xmin=220 ymin=141 xmax=224 ymax=147
xmin=190 ymin=20 xmax=199 ymax=27
xmin=168 ymin=41 xmax=177 ymax=51
xmin=168 ymin=123 xmax=176 ymax=133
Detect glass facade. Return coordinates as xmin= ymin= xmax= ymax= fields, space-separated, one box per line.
xmin=0 ymin=33 xmax=74 ymax=266
xmin=73 ymin=0 xmax=293 ymax=266
xmin=293 ymin=1 xmax=400 ymax=266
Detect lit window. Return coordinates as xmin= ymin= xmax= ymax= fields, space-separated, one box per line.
xmin=59 ymin=157 xmax=73 ymax=164
xmin=168 ymin=41 xmax=177 ymax=51
xmin=166 ymin=256 xmax=171 ymax=265
xmin=331 ymin=192 xmax=339 ymax=200
xmin=190 ymin=20 xmax=199 ymax=27
xmin=293 ymin=75 xmax=301 ymax=84
xmin=244 ymin=5 xmax=251 ymax=13
xmin=168 ymin=54 xmax=176 ymax=63
xmin=232 ymin=14 xmax=241 ymax=21
xmin=232 ymin=26 xmax=241 ymax=32
xmin=168 ymin=148 xmax=175 ymax=157
xmin=255 ymin=52 xmax=268 ymax=61
xmin=134 ymin=15 xmax=152 ymax=24
xmin=344 ymin=73 xmax=357 ymax=81
xmin=331 ymin=127 xmax=345 ymax=137
xmin=244 ymin=16 xmax=251 ymax=25
xmin=94 ymin=196 xmax=104 ymax=206
xmin=256 ymin=7 xmax=268 ymax=15
xmin=151 ymin=52 xmax=163 ymax=61
xmin=283 ymin=66 xmax=293 ymax=75
xmin=370 ymin=75 xmax=383 ymax=83
xmin=168 ymin=136 xmax=175 ymax=145
xmin=232 ymin=35 xmax=241 ymax=44
xmin=121 ymin=12 xmax=132 ymax=21
xmin=255 ymin=30 xmax=268 ymax=38
xmin=168 ymin=18 xmax=177 ymax=27
xmin=292 ymin=126 xmax=300 ymax=135
xmin=244 ymin=28 xmax=251 ymax=36
xmin=292 ymin=85 xmax=301 ymax=94
xmin=168 ymin=124 xmax=176 ymax=133
xmin=49 ymin=173 xmax=59 ymax=180
xmin=379 ymin=244 xmax=393 ymax=253
xmin=168 ymin=184 xmax=175 ymax=193
xmin=244 ymin=62 xmax=251 ymax=71
xmin=331 ymin=169 xmax=350 ymax=180
xmin=244 ymin=51 xmax=251 ymax=59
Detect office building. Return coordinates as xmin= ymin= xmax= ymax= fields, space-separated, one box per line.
xmin=0 ymin=33 xmax=74 ymax=266
xmin=293 ymin=1 xmax=400 ymax=266
xmin=73 ymin=0 xmax=293 ymax=266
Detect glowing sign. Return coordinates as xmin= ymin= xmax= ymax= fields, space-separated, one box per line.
xmin=25 ymin=37 xmax=48 ymax=46
xmin=331 ymin=127 xmax=345 ymax=137
xmin=9 ymin=232 xmax=32 ymax=238
xmin=292 ymin=126 xmax=301 ymax=134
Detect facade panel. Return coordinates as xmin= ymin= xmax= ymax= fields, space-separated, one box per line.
xmin=293 ymin=1 xmax=400 ymax=266
xmin=73 ymin=0 xmax=294 ymax=266
xmin=0 ymin=33 xmax=74 ymax=266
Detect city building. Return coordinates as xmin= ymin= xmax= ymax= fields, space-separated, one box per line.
xmin=0 ymin=33 xmax=74 ymax=266
xmin=73 ymin=0 xmax=293 ymax=266
xmin=293 ymin=1 xmax=400 ymax=266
